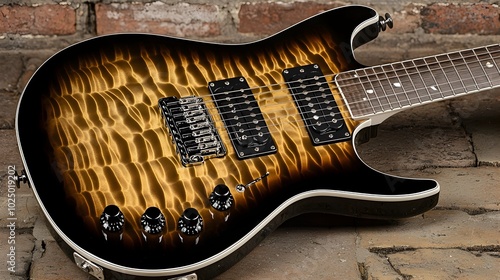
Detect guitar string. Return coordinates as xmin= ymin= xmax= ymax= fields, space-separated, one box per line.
xmin=336 ymin=50 xmax=500 ymax=115
xmin=338 ymin=52 xmax=500 ymax=97
xmin=208 ymin=75 xmax=497 ymax=142
xmin=148 ymin=44 xmax=500 ymax=144
xmin=173 ymin=52 xmax=500 ymax=142
xmin=182 ymin=48 xmax=500 ymax=140
xmin=198 ymin=45 xmax=500 ymax=124
xmin=178 ymin=77 xmax=498 ymax=144
xmin=201 ymin=44 xmax=500 ymax=106
xmin=334 ymin=44 xmax=500 ymax=85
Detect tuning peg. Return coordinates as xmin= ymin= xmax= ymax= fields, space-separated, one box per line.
xmin=379 ymin=13 xmax=393 ymax=32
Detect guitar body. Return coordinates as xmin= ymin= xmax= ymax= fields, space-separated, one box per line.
xmin=16 ymin=5 xmax=439 ymax=279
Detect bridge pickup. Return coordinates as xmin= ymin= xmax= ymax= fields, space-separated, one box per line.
xmin=159 ymin=96 xmax=226 ymax=166
xmin=209 ymin=77 xmax=276 ymax=159
xmin=282 ymin=64 xmax=351 ymax=145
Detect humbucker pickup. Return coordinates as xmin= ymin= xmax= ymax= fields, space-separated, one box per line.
xmin=282 ymin=64 xmax=351 ymax=145
xmin=208 ymin=77 xmax=276 ymax=159
xmin=159 ymin=96 xmax=227 ymax=166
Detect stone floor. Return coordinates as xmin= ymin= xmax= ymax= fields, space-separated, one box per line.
xmin=1 ymin=55 xmax=499 ymax=279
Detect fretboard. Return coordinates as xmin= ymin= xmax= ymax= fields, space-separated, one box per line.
xmin=336 ymin=44 xmax=500 ymax=119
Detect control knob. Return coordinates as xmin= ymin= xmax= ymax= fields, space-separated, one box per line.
xmin=100 ymin=205 xmax=124 ymax=233
xmin=141 ymin=207 xmax=166 ymax=234
xmin=178 ymin=208 xmax=203 ymax=236
xmin=209 ymin=184 xmax=234 ymax=211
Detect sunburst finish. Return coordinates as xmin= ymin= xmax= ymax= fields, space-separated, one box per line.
xmin=17 ymin=6 xmax=439 ymax=279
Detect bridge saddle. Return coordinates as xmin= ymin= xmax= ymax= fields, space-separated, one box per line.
xmin=159 ymin=96 xmax=226 ymax=166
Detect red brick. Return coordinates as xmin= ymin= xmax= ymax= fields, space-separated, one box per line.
xmin=238 ymin=2 xmax=341 ymax=35
xmin=95 ymin=2 xmax=221 ymax=37
xmin=0 ymin=4 xmax=75 ymax=35
xmin=386 ymin=4 xmax=423 ymax=34
xmin=421 ymin=3 xmax=500 ymax=35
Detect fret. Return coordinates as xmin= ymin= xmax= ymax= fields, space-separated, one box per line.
xmin=440 ymin=53 xmax=477 ymax=96
xmin=484 ymin=45 xmax=500 ymax=86
xmin=363 ymin=68 xmax=392 ymax=112
xmin=378 ymin=65 xmax=404 ymax=109
xmin=367 ymin=66 xmax=398 ymax=111
xmin=335 ymin=71 xmax=375 ymax=117
xmin=396 ymin=59 xmax=437 ymax=103
xmin=388 ymin=63 xmax=417 ymax=108
xmin=486 ymin=45 xmax=500 ymax=70
xmin=421 ymin=56 xmax=453 ymax=99
xmin=336 ymin=44 xmax=500 ymax=119
xmin=354 ymin=69 xmax=379 ymax=114
xmin=403 ymin=60 xmax=431 ymax=103
xmin=426 ymin=55 xmax=465 ymax=98
xmin=357 ymin=69 xmax=381 ymax=112
xmin=464 ymin=49 xmax=492 ymax=90
xmin=473 ymin=48 xmax=495 ymax=87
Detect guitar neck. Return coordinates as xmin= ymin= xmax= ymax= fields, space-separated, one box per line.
xmin=336 ymin=44 xmax=500 ymax=119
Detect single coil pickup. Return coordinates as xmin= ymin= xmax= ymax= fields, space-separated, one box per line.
xmin=208 ymin=77 xmax=276 ymax=159
xmin=282 ymin=64 xmax=351 ymax=145
xmin=159 ymin=96 xmax=226 ymax=166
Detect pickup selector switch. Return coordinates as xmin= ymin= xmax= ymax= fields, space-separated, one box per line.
xmin=100 ymin=205 xmax=124 ymax=232
xmin=141 ymin=207 xmax=166 ymax=234
xmin=209 ymin=184 xmax=234 ymax=211
xmin=178 ymin=208 xmax=203 ymax=235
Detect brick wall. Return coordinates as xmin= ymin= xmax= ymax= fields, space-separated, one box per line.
xmin=1 ymin=1 xmax=499 ymax=41
xmin=0 ymin=0 xmax=499 ymax=128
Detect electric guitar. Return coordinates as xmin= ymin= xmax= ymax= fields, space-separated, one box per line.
xmin=15 ymin=5 xmax=499 ymax=280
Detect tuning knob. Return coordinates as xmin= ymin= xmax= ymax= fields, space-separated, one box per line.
xmin=209 ymin=184 xmax=234 ymax=211
xmin=178 ymin=208 xmax=203 ymax=236
xmin=379 ymin=13 xmax=393 ymax=31
xmin=100 ymin=205 xmax=124 ymax=232
xmin=141 ymin=207 xmax=166 ymax=234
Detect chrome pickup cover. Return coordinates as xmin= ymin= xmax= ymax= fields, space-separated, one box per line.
xmin=159 ymin=96 xmax=226 ymax=166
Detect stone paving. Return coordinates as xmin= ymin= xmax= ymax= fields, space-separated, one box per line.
xmin=1 ymin=49 xmax=499 ymax=280
xmin=217 ymin=91 xmax=500 ymax=280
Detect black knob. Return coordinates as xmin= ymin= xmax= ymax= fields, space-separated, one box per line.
xmin=141 ymin=207 xmax=166 ymax=234
xmin=178 ymin=208 xmax=203 ymax=235
xmin=379 ymin=13 xmax=393 ymax=31
xmin=100 ymin=205 xmax=124 ymax=232
xmin=209 ymin=184 xmax=234 ymax=211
